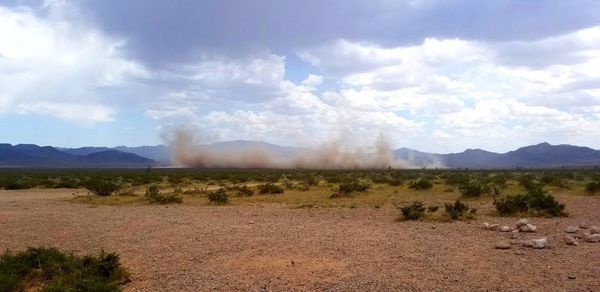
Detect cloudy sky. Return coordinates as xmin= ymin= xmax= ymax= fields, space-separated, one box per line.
xmin=1 ymin=0 xmax=600 ymax=153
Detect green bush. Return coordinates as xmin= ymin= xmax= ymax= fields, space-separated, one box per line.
xmin=494 ymin=184 xmax=565 ymax=217
xmin=295 ymin=182 xmax=310 ymax=191
xmin=0 ymin=247 xmax=129 ymax=292
xmin=235 ymin=185 xmax=254 ymax=196
xmin=399 ymin=201 xmax=426 ymax=220
xmin=408 ymin=178 xmax=433 ymax=190
xmin=85 ymin=179 xmax=121 ymax=196
xmin=458 ymin=180 xmax=488 ymax=197
xmin=257 ymin=183 xmax=284 ymax=194
xmin=337 ymin=181 xmax=371 ymax=194
xmin=330 ymin=180 xmax=371 ymax=198
xmin=207 ymin=188 xmax=229 ymax=204
xmin=444 ymin=200 xmax=476 ymax=220
xmin=145 ymin=185 xmax=183 ymax=204
xmin=585 ymin=181 xmax=600 ymax=194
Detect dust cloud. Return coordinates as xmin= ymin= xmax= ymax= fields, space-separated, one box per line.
xmin=169 ymin=129 xmax=440 ymax=169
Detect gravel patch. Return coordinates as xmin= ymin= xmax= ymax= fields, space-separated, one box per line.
xmin=1 ymin=189 xmax=599 ymax=291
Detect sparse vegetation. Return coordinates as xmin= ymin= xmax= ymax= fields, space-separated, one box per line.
xmin=207 ymin=187 xmax=229 ymax=204
xmin=85 ymin=178 xmax=121 ymax=196
xmin=230 ymin=185 xmax=254 ymax=196
xmin=494 ymin=184 xmax=565 ymax=217
xmin=444 ymin=200 xmax=476 ymax=220
xmin=330 ymin=180 xmax=371 ymax=198
xmin=257 ymin=183 xmax=284 ymax=194
xmin=145 ymin=185 xmax=183 ymax=204
xmin=458 ymin=180 xmax=488 ymax=197
xmin=408 ymin=178 xmax=433 ymax=190
xmin=585 ymin=181 xmax=600 ymax=194
xmin=399 ymin=201 xmax=427 ymax=220
xmin=0 ymin=247 xmax=128 ymax=292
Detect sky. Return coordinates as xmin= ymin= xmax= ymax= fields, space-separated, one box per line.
xmin=1 ymin=0 xmax=600 ymax=153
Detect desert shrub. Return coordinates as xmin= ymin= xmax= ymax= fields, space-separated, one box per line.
xmin=145 ymin=185 xmax=183 ymax=204
xmin=53 ymin=177 xmax=80 ymax=189
xmin=408 ymin=178 xmax=433 ymax=190
xmin=444 ymin=200 xmax=476 ymax=220
xmin=295 ymin=182 xmax=310 ymax=191
xmin=302 ymin=175 xmax=318 ymax=186
xmin=282 ymin=179 xmax=294 ymax=189
xmin=338 ymin=181 xmax=371 ymax=194
xmin=257 ymin=183 xmax=284 ymax=194
xmin=167 ymin=175 xmax=183 ymax=185
xmin=0 ymin=247 xmax=128 ymax=292
xmin=458 ymin=180 xmax=488 ymax=198
xmin=207 ymin=188 xmax=229 ymax=204
xmin=330 ymin=180 xmax=371 ymax=198
xmin=399 ymin=201 xmax=426 ymax=220
xmin=494 ymin=184 xmax=565 ymax=217
xmin=444 ymin=173 xmax=470 ymax=186
xmin=4 ymin=178 xmax=33 ymax=190
xmin=85 ymin=179 xmax=121 ymax=196
xmin=585 ymin=181 xmax=600 ymax=194
xmin=235 ymin=185 xmax=254 ymax=196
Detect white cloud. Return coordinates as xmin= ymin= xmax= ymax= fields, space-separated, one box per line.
xmin=18 ymin=102 xmax=115 ymax=124
xmin=0 ymin=5 xmax=148 ymax=123
xmin=3 ymin=2 xmax=600 ymax=152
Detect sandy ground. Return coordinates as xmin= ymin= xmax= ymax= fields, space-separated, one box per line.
xmin=1 ymin=189 xmax=600 ymax=291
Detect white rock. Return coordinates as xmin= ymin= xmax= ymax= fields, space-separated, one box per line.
xmin=519 ymin=223 xmax=537 ymax=233
xmin=564 ymin=235 xmax=578 ymax=246
xmin=530 ymin=238 xmax=547 ymax=249
xmin=516 ymin=219 xmax=529 ymax=227
xmin=483 ymin=222 xmax=490 ymax=229
xmin=590 ymin=226 xmax=600 ymax=234
xmin=586 ymin=234 xmax=600 ymax=243
xmin=499 ymin=226 xmax=512 ymax=232
xmin=565 ymin=226 xmax=578 ymax=233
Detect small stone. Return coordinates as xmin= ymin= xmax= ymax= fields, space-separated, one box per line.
xmin=510 ymin=233 xmax=518 ymax=239
xmin=495 ymin=241 xmax=511 ymax=249
xmin=568 ymin=276 xmax=576 ymax=280
xmin=499 ymin=226 xmax=512 ymax=232
xmin=248 ymin=221 xmax=255 ymax=224
xmin=586 ymin=234 xmax=600 ymax=243
xmin=590 ymin=226 xmax=600 ymax=234
xmin=564 ymin=235 xmax=579 ymax=246
xmin=516 ymin=219 xmax=529 ymax=227
xmin=519 ymin=223 xmax=537 ymax=233
xmin=565 ymin=226 xmax=578 ymax=233
xmin=579 ymin=222 xmax=590 ymax=229
xmin=512 ymin=229 xmax=519 ymax=233
xmin=530 ymin=238 xmax=547 ymax=249
xmin=514 ymin=250 xmax=526 ymax=255
xmin=483 ymin=222 xmax=490 ymax=229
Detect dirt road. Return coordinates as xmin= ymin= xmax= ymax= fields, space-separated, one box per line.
xmin=1 ymin=189 xmax=599 ymax=291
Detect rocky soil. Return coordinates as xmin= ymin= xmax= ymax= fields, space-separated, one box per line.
xmin=1 ymin=189 xmax=599 ymax=291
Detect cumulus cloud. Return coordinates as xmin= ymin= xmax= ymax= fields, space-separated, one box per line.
xmin=1 ymin=1 xmax=600 ymax=153
xmin=0 ymin=5 xmax=147 ymax=123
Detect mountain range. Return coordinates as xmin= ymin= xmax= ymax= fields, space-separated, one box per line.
xmin=1 ymin=141 xmax=600 ymax=168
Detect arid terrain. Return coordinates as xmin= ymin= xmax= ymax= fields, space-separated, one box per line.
xmin=1 ymin=188 xmax=599 ymax=291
